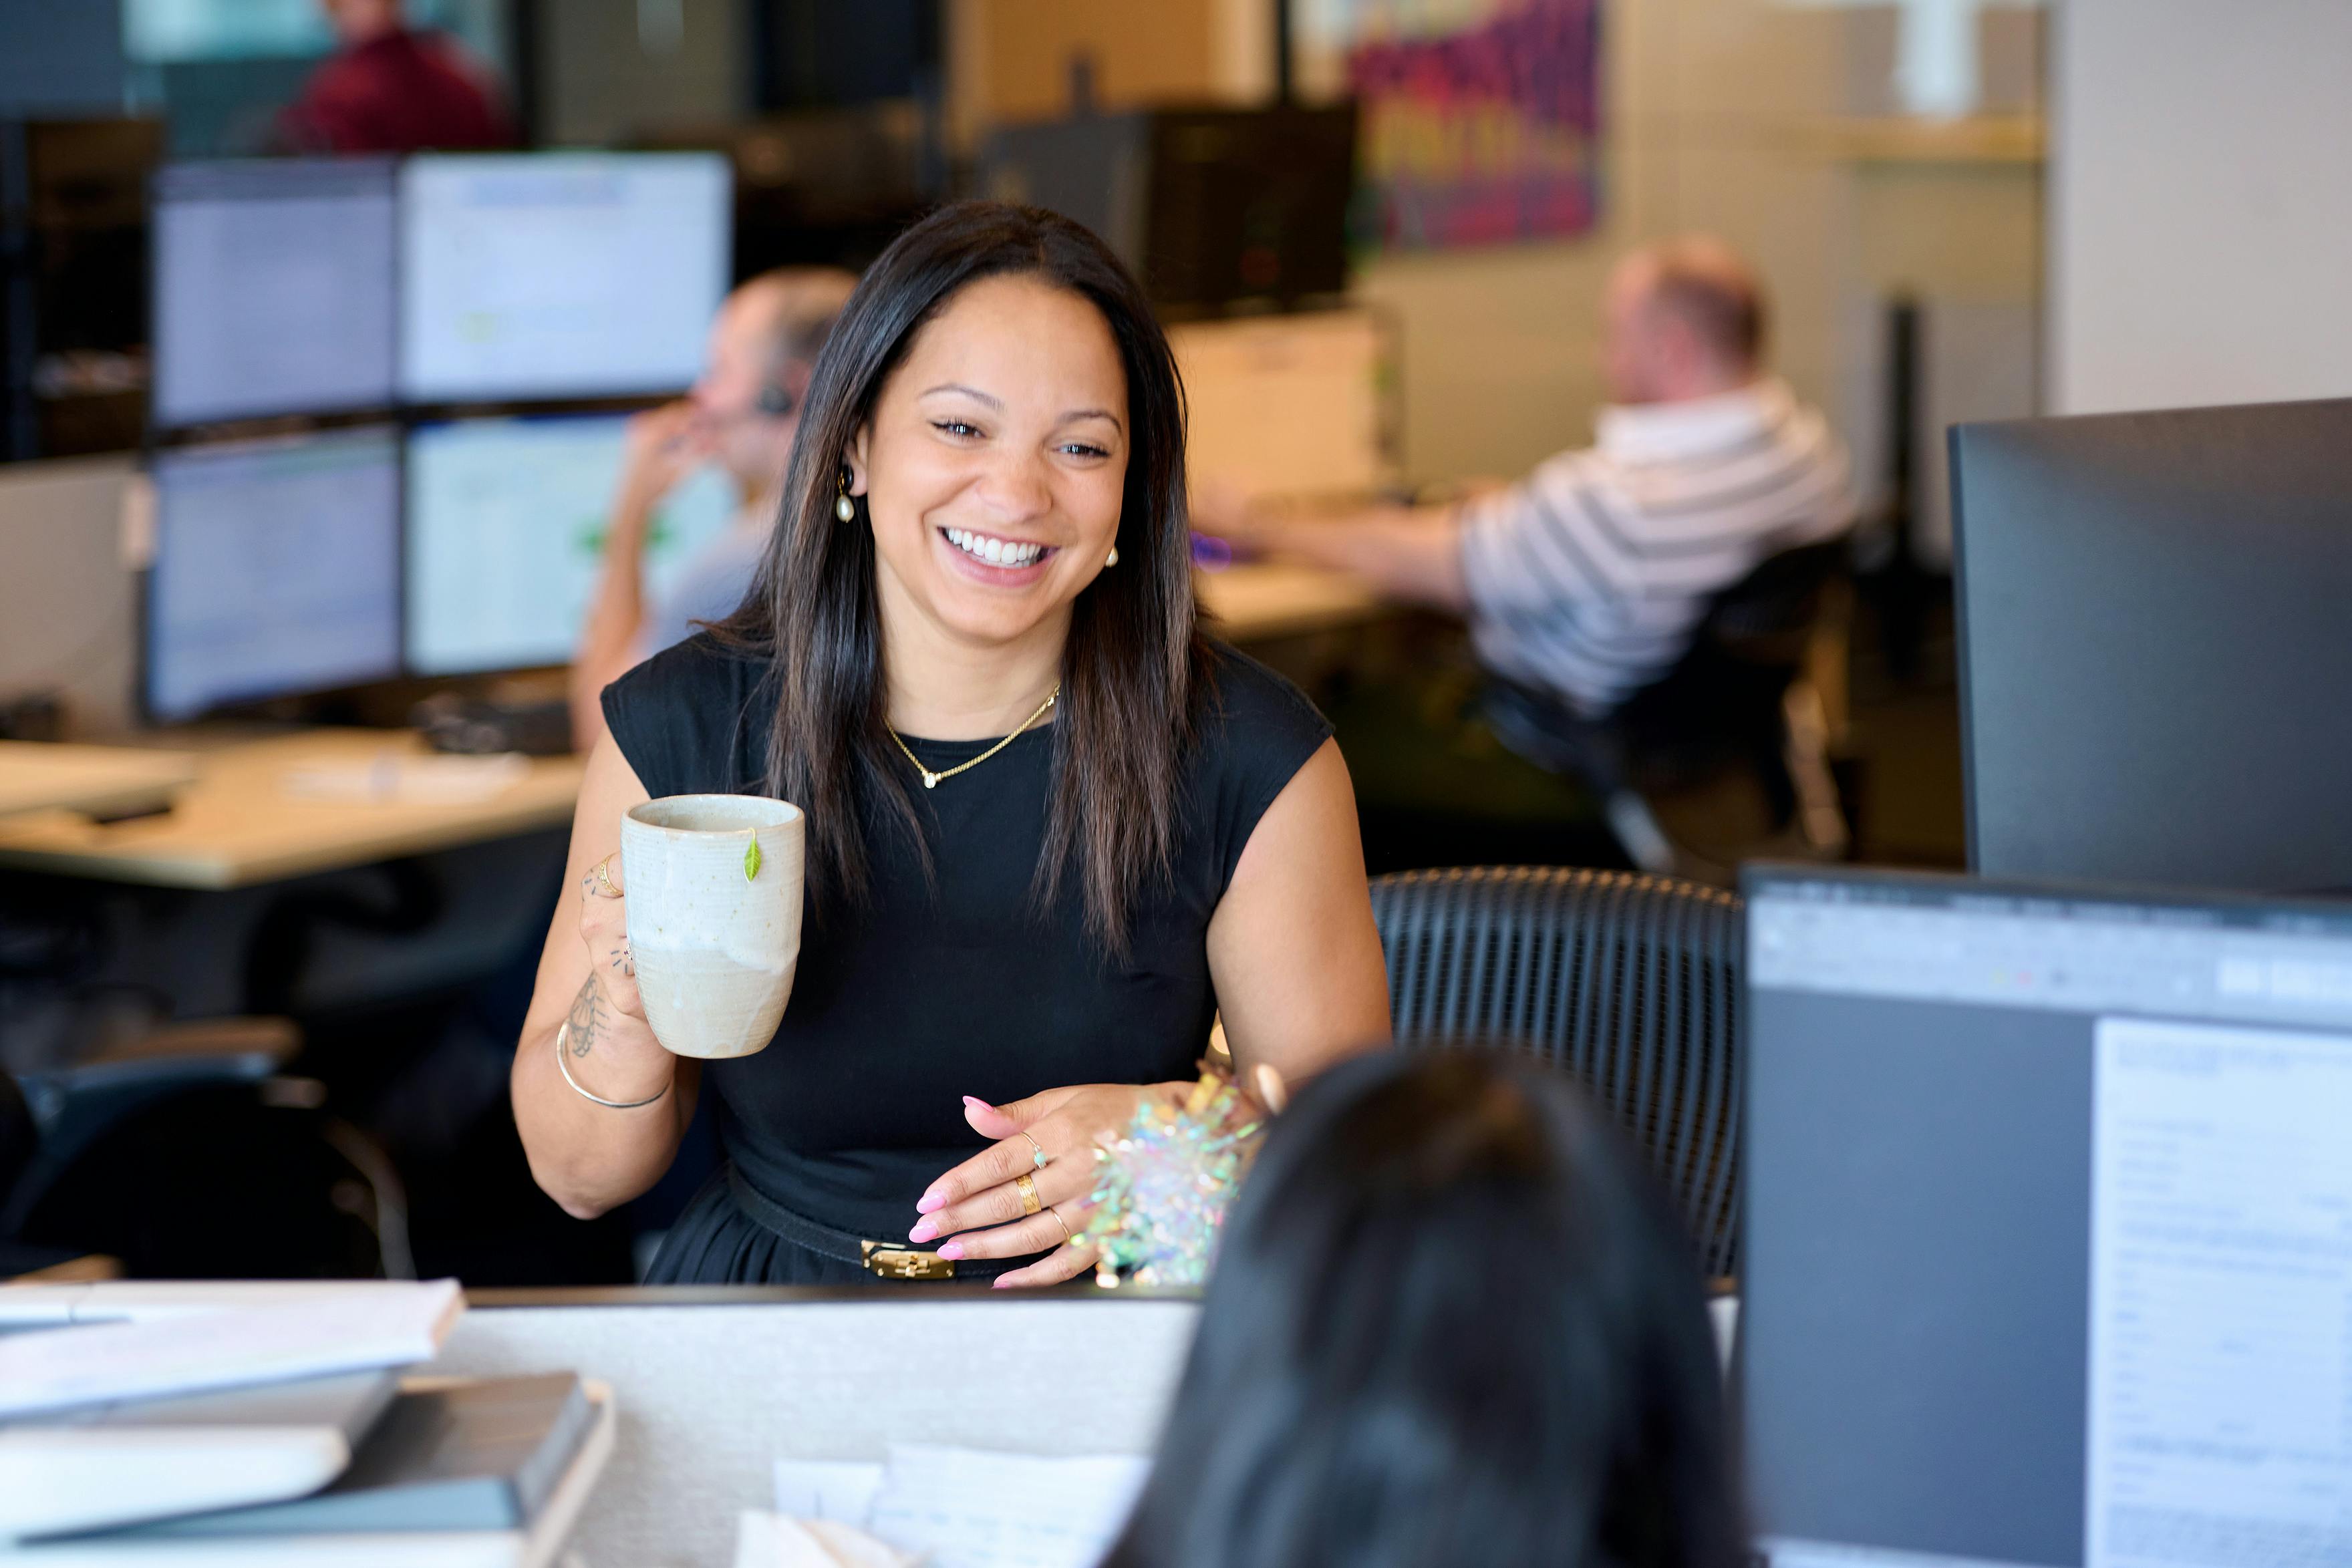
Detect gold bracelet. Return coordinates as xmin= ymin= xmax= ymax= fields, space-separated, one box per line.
xmin=554 ymin=1022 xmax=670 ymax=1110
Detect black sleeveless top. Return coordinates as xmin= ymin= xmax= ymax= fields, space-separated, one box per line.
xmin=602 ymin=634 xmax=1331 ymax=1276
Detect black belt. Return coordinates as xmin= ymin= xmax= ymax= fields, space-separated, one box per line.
xmin=724 ymin=1164 xmax=1030 ymax=1281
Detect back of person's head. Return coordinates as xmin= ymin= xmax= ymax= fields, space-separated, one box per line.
xmin=695 ymin=267 xmax=859 ymax=483
xmin=319 ymin=0 xmax=405 ymax=43
xmin=1606 ymin=235 xmax=1765 ymax=402
xmin=739 ymin=267 xmax=861 ymax=383
xmin=1105 ymin=1050 xmax=1744 ymax=1568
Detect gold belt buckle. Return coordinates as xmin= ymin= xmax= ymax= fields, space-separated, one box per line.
xmin=861 ymin=1239 xmax=956 ymax=1280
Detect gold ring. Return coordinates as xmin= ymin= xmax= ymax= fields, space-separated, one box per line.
xmin=1013 ymin=1172 xmax=1041 ymax=1217
xmin=1018 ymin=1130 xmax=1050 ymax=1169
xmin=586 ymin=856 xmax=622 ymax=899
xmin=1046 ymin=1205 xmax=1073 ymax=1245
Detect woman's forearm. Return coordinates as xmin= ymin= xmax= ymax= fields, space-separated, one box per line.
xmin=1268 ymin=504 xmax=1471 ymax=613
xmin=512 ymin=999 xmax=695 ymax=1218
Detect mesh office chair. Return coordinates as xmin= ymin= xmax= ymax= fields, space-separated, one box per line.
xmin=1481 ymin=537 xmax=1853 ymax=883
xmin=1368 ymin=866 xmax=1745 ymax=1279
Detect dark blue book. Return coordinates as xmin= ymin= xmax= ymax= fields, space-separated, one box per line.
xmin=101 ymin=1374 xmax=592 ymax=1538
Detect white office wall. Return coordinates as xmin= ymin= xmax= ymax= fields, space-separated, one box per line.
xmin=2048 ymin=0 xmax=2352 ymax=415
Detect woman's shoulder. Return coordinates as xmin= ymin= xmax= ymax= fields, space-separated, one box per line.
xmin=1181 ymin=641 xmax=1334 ymax=885
xmin=601 ymin=632 xmax=774 ymax=798
xmin=1204 ymin=635 xmax=1336 ymax=733
xmin=1194 ymin=639 xmax=1331 ymax=756
xmin=607 ymin=629 xmax=766 ymax=706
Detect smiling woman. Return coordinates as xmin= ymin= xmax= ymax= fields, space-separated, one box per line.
xmin=509 ymin=202 xmax=1393 ymax=1287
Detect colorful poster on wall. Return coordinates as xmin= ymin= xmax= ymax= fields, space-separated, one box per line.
xmin=1296 ymin=0 xmax=1604 ymax=251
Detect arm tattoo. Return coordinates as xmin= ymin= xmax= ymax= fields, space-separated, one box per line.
xmin=567 ymin=975 xmax=603 ymax=1058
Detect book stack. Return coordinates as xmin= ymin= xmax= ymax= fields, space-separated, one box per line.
xmin=0 ymin=1281 xmax=613 ymax=1567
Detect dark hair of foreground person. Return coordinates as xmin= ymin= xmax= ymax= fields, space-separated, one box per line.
xmin=1105 ymin=1049 xmax=1745 ymax=1568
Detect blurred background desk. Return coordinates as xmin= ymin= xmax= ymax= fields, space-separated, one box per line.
xmin=0 ymin=730 xmax=581 ymax=889
xmin=0 ymin=734 xmax=597 ymax=1287
xmin=0 ymin=741 xmax=196 ymax=820
xmin=1197 ymin=561 xmax=1390 ymax=644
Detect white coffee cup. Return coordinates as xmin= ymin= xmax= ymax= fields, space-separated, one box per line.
xmin=619 ymin=794 xmax=804 ymax=1060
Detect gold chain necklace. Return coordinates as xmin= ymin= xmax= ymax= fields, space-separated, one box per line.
xmin=887 ymin=683 xmax=1060 ymax=790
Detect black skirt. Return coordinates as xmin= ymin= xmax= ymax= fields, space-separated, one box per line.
xmin=643 ymin=1170 xmax=873 ymax=1285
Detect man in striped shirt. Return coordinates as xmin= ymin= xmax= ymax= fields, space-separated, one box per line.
xmin=1199 ymin=237 xmax=1854 ymax=716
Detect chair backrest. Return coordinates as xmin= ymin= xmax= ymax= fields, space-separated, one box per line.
xmin=1368 ymin=867 xmax=1745 ymax=1279
xmin=1700 ymin=536 xmax=1850 ymax=663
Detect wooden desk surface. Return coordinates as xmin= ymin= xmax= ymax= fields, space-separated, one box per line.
xmin=0 ymin=730 xmax=583 ymax=890
xmin=0 ymin=742 xmax=198 ymax=820
xmin=1197 ymin=561 xmax=1389 ymax=642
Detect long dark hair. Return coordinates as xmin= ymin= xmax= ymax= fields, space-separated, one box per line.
xmin=714 ymin=202 xmax=1208 ymax=949
xmin=1105 ymin=1050 xmax=1747 ymax=1568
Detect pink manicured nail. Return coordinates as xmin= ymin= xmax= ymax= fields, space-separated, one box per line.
xmin=916 ymin=1187 xmax=947 ymax=1213
xmin=962 ymin=1096 xmax=990 ymax=1112
xmin=937 ymin=1241 xmax=965 ymax=1261
xmin=908 ymin=1218 xmax=937 ymax=1243
xmin=990 ymin=1277 xmax=1012 ymax=1289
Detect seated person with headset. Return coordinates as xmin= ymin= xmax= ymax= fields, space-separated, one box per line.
xmin=570 ymin=268 xmax=859 ymax=752
xmin=1196 ymin=236 xmax=1854 ymax=718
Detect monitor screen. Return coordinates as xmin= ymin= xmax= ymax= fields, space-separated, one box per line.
xmin=1741 ymin=865 xmax=2352 ymax=1568
xmin=150 ymin=159 xmax=399 ymax=427
xmin=398 ymin=153 xmax=730 ymax=403
xmin=1952 ymin=397 xmax=2352 ymax=894
xmin=404 ymin=414 xmax=740 ymax=676
xmin=146 ymin=428 xmax=404 ymax=722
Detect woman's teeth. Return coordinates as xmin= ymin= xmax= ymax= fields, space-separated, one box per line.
xmin=944 ymin=528 xmax=1046 ymax=568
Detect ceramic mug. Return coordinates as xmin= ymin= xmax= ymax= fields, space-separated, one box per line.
xmin=619 ymin=794 xmax=804 ymax=1059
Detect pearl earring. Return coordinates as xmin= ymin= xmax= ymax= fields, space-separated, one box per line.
xmin=1105 ymin=546 xmax=1120 ymax=568
xmin=834 ymin=470 xmax=856 ymax=522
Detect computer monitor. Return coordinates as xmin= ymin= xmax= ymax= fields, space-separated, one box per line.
xmin=398 ymin=153 xmax=731 ymax=404
xmin=1951 ymin=397 xmax=2352 ymax=893
xmin=979 ymin=104 xmax=1357 ymax=308
xmin=146 ymin=427 xmax=403 ymax=722
xmin=150 ymin=159 xmax=399 ymax=428
xmin=404 ymin=413 xmax=740 ymax=676
xmin=1741 ymin=863 xmax=2352 ymax=1568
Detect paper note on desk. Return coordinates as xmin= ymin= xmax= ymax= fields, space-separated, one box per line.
xmin=772 ymin=1446 xmax=1151 ymax=1568
xmin=773 ymin=1459 xmax=887 ymax=1525
xmin=281 ymin=752 xmax=529 ymax=806
xmin=738 ymin=1509 xmax=919 ymax=1568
